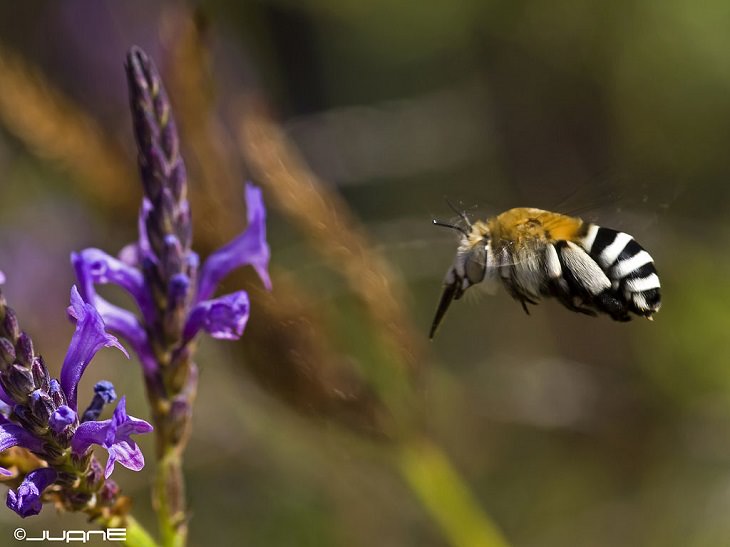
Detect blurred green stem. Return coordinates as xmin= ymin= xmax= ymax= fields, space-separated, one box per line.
xmin=146 ymin=362 xmax=196 ymax=546
xmin=98 ymin=514 xmax=158 ymax=547
xmin=154 ymin=446 xmax=188 ymax=547
xmin=397 ymin=438 xmax=511 ymax=547
xmin=122 ymin=516 xmax=160 ymax=547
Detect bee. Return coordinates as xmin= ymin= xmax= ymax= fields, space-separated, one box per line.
xmin=430 ymin=205 xmax=661 ymax=338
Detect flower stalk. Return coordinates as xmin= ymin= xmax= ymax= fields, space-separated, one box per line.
xmin=73 ymin=46 xmax=271 ymax=546
xmin=125 ymin=46 xmax=196 ymax=547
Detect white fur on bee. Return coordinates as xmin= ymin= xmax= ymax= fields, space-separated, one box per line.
xmin=504 ymin=247 xmax=544 ymax=300
xmin=545 ymin=244 xmax=562 ymax=279
xmin=560 ymin=241 xmax=611 ymax=295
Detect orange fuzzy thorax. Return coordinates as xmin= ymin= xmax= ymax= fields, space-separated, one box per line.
xmin=487 ymin=208 xmax=585 ymax=247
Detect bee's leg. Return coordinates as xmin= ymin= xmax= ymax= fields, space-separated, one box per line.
xmin=547 ymin=279 xmax=597 ymax=316
xmin=560 ymin=296 xmax=597 ymax=316
xmin=503 ymin=289 xmax=536 ymax=315
xmin=518 ymin=294 xmax=539 ymax=314
xmin=594 ymin=291 xmax=631 ymax=322
xmin=502 ymin=269 xmax=539 ymax=314
xmin=569 ymin=302 xmax=599 ymax=317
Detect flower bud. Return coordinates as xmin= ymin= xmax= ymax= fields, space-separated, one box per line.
xmin=1 ymin=364 xmax=35 ymax=402
xmin=29 ymin=389 xmax=55 ymax=425
xmin=80 ymin=381 xmax=116 ymax=423
xmin=2 ymin=307 xmax=19 ymax=341
xmin=31 ymin=357 xmax=50 ymax=393
xmin=13 ymin=404 xmax=46 ymax=435
xmin=49 ymin=405 xmax=77 ymax=437
xmin=0 ymin=337 xmax=15 ymax=367
xmin=48 ymin=379 xmax=66 ymax=407
xmin=16 ymin=333 xmax=34 ymax=367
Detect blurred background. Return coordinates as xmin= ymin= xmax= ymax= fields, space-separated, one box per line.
xmin=0 ymin=1 xmax=727 ymax=546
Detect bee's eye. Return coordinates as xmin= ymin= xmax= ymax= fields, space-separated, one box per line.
xmin=465 ymin=249 xmax=487 ymax=284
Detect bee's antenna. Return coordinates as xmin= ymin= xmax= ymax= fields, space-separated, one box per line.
xmin=444 ymin=197 xmax=472 ymax=228
xmin=432 ymin=219 xmax=468 ymax=236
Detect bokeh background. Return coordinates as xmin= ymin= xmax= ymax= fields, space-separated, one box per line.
xmin=0 ymin=1 xmax=726 ymax=546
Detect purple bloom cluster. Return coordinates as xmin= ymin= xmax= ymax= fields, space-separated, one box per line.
xmin=72 ymin=183 xmax=270 ymax=375
xmin=71 ymin=47 xmax=270 ymax=393
xmin=0 ymin=45 xmax=271 ymax=535
xmin=0 ymin=283 xmax=152 ymax=518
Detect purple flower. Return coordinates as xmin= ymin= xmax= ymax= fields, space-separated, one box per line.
xmin=72 ymin=182 xmax=271 ymax=368
xmin=69 ymin=248 xmax=154 ymax=325
xmin=72 ymin=397 xmax=152 ymax=478
xmin=197 ymin=183 xmax=272 ymax=301
xmin=0 ymin=48 xmax=163 ymax=522
xmin=184 ymin=291 xmax=250 ymax=342
xmin=0 ymin=281 xmax=149 ymax=518
xmin=61 ymin=286 xmax=127 ymax=411
xmin=70 ymin=260 xmax=156 ymax=375
xmin=0 ymin=423 xmax=44 ymax=476
xmin=6 ymin=468 xmax=57 ymax=518
xmin=71 ymin=46 xmax=271 ymax=398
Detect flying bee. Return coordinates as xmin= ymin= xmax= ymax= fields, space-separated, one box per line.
xmin=430 ymin=205 xmax=661 ymax=339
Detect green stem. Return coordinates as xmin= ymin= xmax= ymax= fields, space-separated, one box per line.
xmin=96 ymin=513 xmax=158 ymax=547
xmin=154 ymin=446 xmax=188 ymax=547
xmin=146 ymin=362 xmax=196 ymax=546
xmin=122 ymin=516 xmax=160 ymax=547
xmin=397 ymin=438 xmax=511 ymax=547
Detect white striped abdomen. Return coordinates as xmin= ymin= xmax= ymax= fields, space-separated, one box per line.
xmin=496 ymin=225 xmax=660 ymax=321
xmin=576 ymin=224 xmax=661 ymax=319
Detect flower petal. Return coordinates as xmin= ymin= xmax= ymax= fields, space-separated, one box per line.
xmin=0 ymin=422 xmax=44 ymax=477
xmin=74 ymin=252 xmax=157 ymax=376
xmin=108 ymin=396 xmax=153 ymax=440
xmin=71 ymin=249 xmax=155 ymax=325
xmin=95 ymin=298 xmax=157 ymax=375
xmin=0 ymin=383 xmax=14 ymax=406
xmin=71 ymin=419 xmax=109 ymax=456
xmin=109 ymin=396 xmax=128 ymax=441
xmin=0 ymin=423 xmax=44 ymax=453
xmin=184 ymin=291 xmax=250 ymax=342
xmin=116 ymin=416 xmax=153 ymax=439
xmin=197 ymin=183 xmax=271 ymax=301
xmin=61 ymin=286 xmax=128 ymax=411
xmin=105 ymin=440 xmax=145 ymax=477
xmin=6 ymin=468 xmax=57 ymax=518
xmin=71 ymin=397 xmax=152 ymax=478
xmin=0 ymin=399 xmax=11 ymax=422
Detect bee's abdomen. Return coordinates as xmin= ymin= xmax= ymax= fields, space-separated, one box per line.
xmin=578 ymin=225 xmax=661 ymax=318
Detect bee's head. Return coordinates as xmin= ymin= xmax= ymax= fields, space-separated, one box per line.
xmin=429 ymin=218 xmax=491 ymax=339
